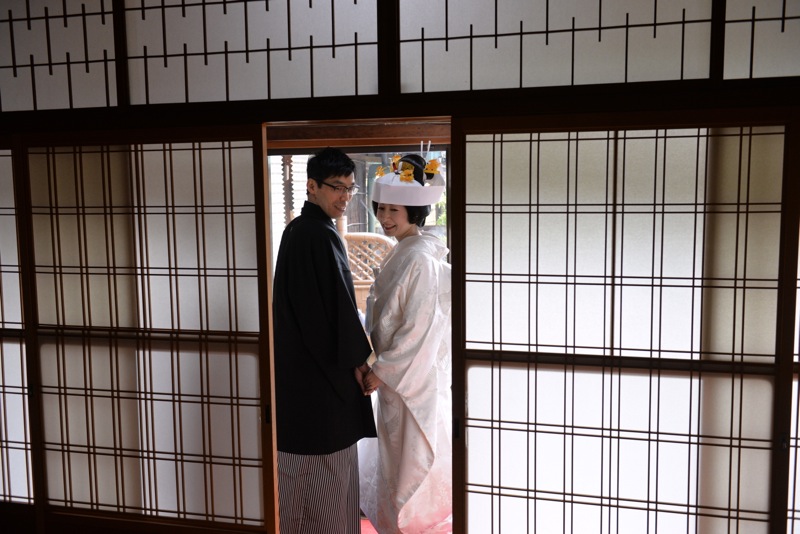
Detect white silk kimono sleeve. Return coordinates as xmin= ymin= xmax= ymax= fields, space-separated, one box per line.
xmin=370 ymin=252 xmax=448 ymax=401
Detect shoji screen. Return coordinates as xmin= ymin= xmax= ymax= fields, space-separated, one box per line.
xmin=399 ymin=0 xmax=800 ymax=93
xmin=4 ymin=1 xmax=798 ymax=111
xmin=0 ymin=0 xmax=379 ymax=111
xmin=0 ymin=148 xmax=31 ymax=504
xmin=27 ymin=142 xmax=264 ymax=525
xmin=463 ymin=127 xmax=787 ymax=533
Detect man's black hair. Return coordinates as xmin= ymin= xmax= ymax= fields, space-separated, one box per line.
xmin=307 ymin=147 xmax=356 ymax=183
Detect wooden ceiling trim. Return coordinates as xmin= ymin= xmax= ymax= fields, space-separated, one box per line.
xmin=265 ymin=118 xmax=450 ymax=150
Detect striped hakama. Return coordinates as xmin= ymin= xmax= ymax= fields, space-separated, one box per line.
xmin=278 ymin=443 xmax=361 ymax=534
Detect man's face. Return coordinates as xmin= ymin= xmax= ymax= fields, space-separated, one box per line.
xmin=307 ymin=173 xmax=357 ymax=219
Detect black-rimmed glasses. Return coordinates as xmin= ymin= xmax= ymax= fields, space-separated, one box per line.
xmin=320 ymin=182 xmax=360 ymax=195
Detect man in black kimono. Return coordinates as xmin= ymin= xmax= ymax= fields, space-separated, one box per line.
xmin=272 ymin=147 xmax=376 ymax=534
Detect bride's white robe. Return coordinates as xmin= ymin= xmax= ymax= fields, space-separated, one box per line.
xmin=359 ymin=232 xmax=452 ymax=534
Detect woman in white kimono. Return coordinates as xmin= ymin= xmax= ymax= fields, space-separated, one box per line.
xmin=359 ymin=154 xmax=452 ymax=534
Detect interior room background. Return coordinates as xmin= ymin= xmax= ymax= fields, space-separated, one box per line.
xmin=1 ymin=1 xmax=799 ymax=533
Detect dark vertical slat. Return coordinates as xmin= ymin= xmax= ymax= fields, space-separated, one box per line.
xmin=202 ymin=2 xmax=208 ymax=66
xmin=224 ymin=41 xmax=230 ymax=102
xmin=225 ymin=147 xmax=243 ymax=522
xmin=309 ymin=35 xmax=315 ymax=98
xmin=45 ymin=7 xmax=53 ymax=76
xmin=9 ymin=8 xmax=19 ymax=78
xmin=330 ymin=0 xmax=336 ymax=58
xmin=76 ymin=149 xmax=100 ymax=506
xmin=243 ymin=1 xmax=250 ymax=63
xmin=81 ymin=4 xmax=89 ymax=75
xmin=545 ymin=0 xmax=550 ymax=45
xmin=572 ymin=17 xmax=577 ymax=86
xmin=709 ymin=0 xmax=726 ymax=81
xmin=653 ymin=0 xmax=658 ymax=38
xmin=423 ymin=26 xmax=428 ymax=93
xmin=450 ymin=117 xmax=467 ymax=534
xmin=688 ymin=129 xmax=703 ymax=533
xmin=165 ymin=144 xmax=178 ymax=330
xmin=161 ymin=1 xmax=168 ymax=68
xmin=749 ymin=7 xmax=756 ymax=79
xmin=143 ymin=45 xmax=150 ymax=105
xmin=266 ymin=37 xmax=272 ymax=99
xmin=613 ymin=132 xmax=622 ymax=359
xmin=623 ymin=14 xmax=628 ymax=85
xmin=286 ymin=0 xmax=293 ymax=61
xmin=183 ymin=44 xmax=189 ymax=103
xmin=518 ymin=21 xmax=524 ymax=88
xmin=604 ymin=130 xmax=613 ymax=356
xmin=29 ymin=55 xmax=37 ymax=111
xmin=354 ymin=31 xmax=359 ymax=95
xmin=493 ymin=0 xmax=498 ymax=48
xmin=173 ymin=340 xmax=184 ymax=518
xmin=112 ymin=0 xmax=130 ymax=107
xmin=11 ymin=137 xmax=47 ymax=529
xmin=566 ymin=132 xmax=576 ymax=532
xmin=111 ymin=337 xmax=125 ymax=510
xmin=445 ymin=0 xmax=450 ymax=51
xmin=680 ymin=9 xmax=686 ymax=80
xmin=377 ymin=0 xmax=399 ymax=97
xmin=771 ymin=121 xmax=800 ymax=534
xmin=489 ymin=133 xmax=497 ymax=530
xmin=736 ymin=129 xmax=757 ymax=528
xmin=527 ymin=133 xmax=536 ymax=531
xmin=498 ymin=135 xmax=505 ymax=532
xmin=196 ymin=144 xmax=214 ymax=518
xmin=76 ymin=147 xmax=90 ymax=328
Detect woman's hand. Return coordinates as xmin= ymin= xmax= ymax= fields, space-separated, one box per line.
xmin=363 ymin=368 xmax=384 ymax=395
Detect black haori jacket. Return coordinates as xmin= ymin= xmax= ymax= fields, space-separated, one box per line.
xmin=272 ymin=201 xmax=376 ymax=454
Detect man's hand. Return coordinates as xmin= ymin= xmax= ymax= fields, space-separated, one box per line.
xmin=354 ymin=362 xmax=371 ymax=395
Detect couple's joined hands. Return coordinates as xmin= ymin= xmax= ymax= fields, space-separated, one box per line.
xmin=355 ymin=362 xmax=383 ymax=396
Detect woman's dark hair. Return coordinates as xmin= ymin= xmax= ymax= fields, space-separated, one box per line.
xmin=398 ymin=154 xmax=427 ymax=182
xmin=405 ymin=204 xmax=432 ymax=227
xmin=372 ymin=153 xmax=432 ymax=227
xmin=306 ymin=147 xmax=355 ymax=183
xmin=371 ymin=201 xmax=431 ymax=228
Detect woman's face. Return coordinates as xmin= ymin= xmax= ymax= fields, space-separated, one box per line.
xmin=376 ymin=203 xmax=417 ymax=240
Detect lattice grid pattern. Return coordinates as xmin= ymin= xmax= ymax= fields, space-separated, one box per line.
xmin=25 ymin=142 xmax=264 ymax=524
xmin=2 ymin=1 xmax=798 ymax=110
xmin=0 ymin=148 xmax=30 ymax=504
xmin=464 ymin=126 xmax=787 ymax=533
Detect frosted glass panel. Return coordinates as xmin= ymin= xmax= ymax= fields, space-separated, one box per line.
xmin=41 ymin=338 xmax=142 ymax=510
xmin=0 ymin=150 xmax=22 ymax=329
xmin=467 ymin=362 xmax=772 ymax=533
xmin=725 ymin=1 xmax=800 ymax=78
xmin=0 ymin=339 xmax=31 ymax=503
xmin=137 ymin=341 xmax=262 ymax=523
xmin=29 ymin=146 xmax=139 ymax=328
xmin=28 ymin=143 xmax=259 ymax=332
xmin=125 ymin=0 xmax=378 ymax=103
xmin=39 ymin=337 xmax=263 ymax=523
xmin=400 ymin=0 xmax=712 ymax=92
xmin=0 ymin=0 xmax=117 ymax=111
xmin=465 ymin=127 xmax=784 ymax=361
xmin=134 ymin=143 xmax=258 ymax=332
